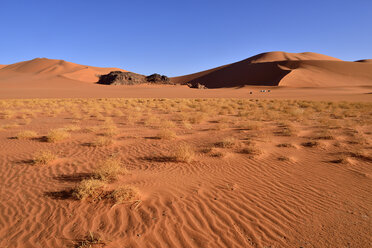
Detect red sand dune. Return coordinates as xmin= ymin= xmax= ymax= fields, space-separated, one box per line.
xmin=0 ymin=52 xmax=372 ymax=100
xmin=172 ymin=51 xmax=372 ymax=88
xmin=355 ymin=59 xmax=372 ymax=63
xmin=0 ymin=58 xmax=126 ymax=83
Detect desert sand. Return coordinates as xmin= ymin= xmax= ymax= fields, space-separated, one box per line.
xmin=0 ymin=52 xmax=371 ymax=248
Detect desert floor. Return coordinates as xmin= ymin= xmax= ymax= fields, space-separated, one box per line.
xmin=0 ymin=98 xmax=371 ymax=248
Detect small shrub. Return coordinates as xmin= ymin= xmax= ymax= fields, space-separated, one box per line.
xmin=93 ymin=157 xmax=127 ymax=182
xmin=172 ymin=143 xmax=195 ymax=163
xmin=90 ymin=137 xmax=114 ymax=147
xmin=276 ymin=143 xmax=295 ymax=148
xmin=277 ymin=156 xmax=290 ymax=161
xmin=301 ymin=141 xmax=319 ymax=148
xmin=47 ymin=128 xmax=71 ymax=142
xmin=240 ymin=145 xmax=262 ymax=157
xmin=214 ymin=137 xmax=237 ymax=148
xmin=156 ymin=129 xmax=177 ymax=140
xmin=63 ymin=124 xmax=81 ymax=132
xmin=16 ymin=130 xmax=38 ymax=139
xmin=109 ymin=185 xmax=139 ymax=204
xmin=33 ymin=150 xmax=57 ymax=165
xmin=76 ymin=231 xmax=105 ymax=248
xmin=73 ymin=179 xmax=105 ymax=200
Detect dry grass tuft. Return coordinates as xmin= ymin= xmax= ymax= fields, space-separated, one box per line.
xmin=47 ymin=128 xmax=71 ymax=142
xmin=214 ymin=137 xmax=237 ymax=148
xmin=172 ymin=143 xmax=195 ymax=163
xmin=73 ymin=179 xmax=105 ymax=200
xmin=16 ymin=130 xmax=38 ymax=139
xmin=33 ymin=150 xmax=57 ymax=165
xmin=90 ymin=137 xmax=114 ymax=147
xmin=63 ymin=124 xmax=81 ymax=132
xmin=156 ymin=129 xmax=177 ymax=140
xmin=312 ymin=129 xmax=334 ymax=140
xmin=93 ymin=158 xmax=127 ymax=182
xmin=276 ymin=143 xmax=295 ymax=148
xmin=109 ymin=185 xmax=139 ymax=204
xmin=76 ymin=231 xmax=106 ymax=248
xmin=239 ymin=145 xmax=262 ymax=157
xmin=277 ymin=156 xmax=290 ymax=161
xmin=301 ymin=141 xmax=320 ymax=148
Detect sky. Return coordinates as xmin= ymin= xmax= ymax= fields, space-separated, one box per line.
xmin=0 ymin=0 xmax=371 ymax=76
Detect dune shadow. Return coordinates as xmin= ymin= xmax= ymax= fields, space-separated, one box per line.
xmin=32 ymin=136 xmax=48 ymax=142
xmin=44 ymin=189 xmax=75 ymax=200
xmin=144 ymin=136 xmax=161 ymax=140
xmin=53 ymin=172 xmax=94 ymax=182
xmin=142 ymin=156 xmax=177 ymax=162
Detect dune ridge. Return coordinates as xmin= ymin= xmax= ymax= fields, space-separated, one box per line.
xmin=172 ymin=51 xmax=372 ymax=88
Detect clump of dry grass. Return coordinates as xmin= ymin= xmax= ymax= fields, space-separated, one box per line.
xmin=237 ymin=121 xmax=261 ymax=130
xmin=72 ymin=179 xmax=105 ymax=200
xmin=156 ymin=129 xmax=177 ymax=140
xmin=90 ymin=137 xmax=114 ymax=147
xmin=47 ymin=128 xmax=71 ymax=142
xmin=277 ymin=156 xmax=290 ymax=161
xmin=16 ymin=130 xmax=38 ymax=139
xmin=347 ymin=150 xmax=372 ymax=162
xmin=93 ymin=157 xmax=127 ymax=182
xmin=33 ymin=150 xmax=57 ymax=165
xmin=312 ymin=129 xmax=334 ymax=140
xmin=239 ymin=145 xmax=262 ymax=157
xmin=214 ymin=137 xmax=237 ymax=148
xmin=276 ymin=143 xmax=295 ymax=148
xmin=63 ymin=124 xmax=81 ymax=132
xmin=172 ymin=143 xmax=195 ymax=163
xmin=76 ymin=231 xmax=106 ymax=248
xmin=209 ymin=148 xmax=226 ymax=158
xmin=109 ymin=185 xmax=139 ymax=204
xmin=301 ymin=141 xmax=320 ymax=148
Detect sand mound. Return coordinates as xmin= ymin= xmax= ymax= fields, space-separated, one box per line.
xmin=172 ymin=51 xmax=372 ymax=88
xmin=0 ymin=58 xmax=126 ymax=83
xmin=355 ymin=59 xmax=372 ymax=63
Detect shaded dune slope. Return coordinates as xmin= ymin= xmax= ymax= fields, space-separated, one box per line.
xmin=172 ymin=52 xmax=372 ymax=88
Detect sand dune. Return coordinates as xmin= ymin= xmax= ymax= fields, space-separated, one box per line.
xmin=355 ymin=59 xmax=372 ymax=63
xmin=172 ymin=51 xmax=372 ymax=88
xmin=0 ymin=58 xmax=126 ymax=83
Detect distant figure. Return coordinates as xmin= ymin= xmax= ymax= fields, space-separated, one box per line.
xmin=268 ymin=90 xmax=271 ymax=92
xmin=249 ymin=91 xmax=253 ymax=94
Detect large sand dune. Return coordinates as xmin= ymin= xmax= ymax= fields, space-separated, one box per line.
xmin=0 ymin=58 xmax=126 ymax=83
xmin=0 ymin=53 xmax=372 ymax=100
xmin=172 ymin=51 xmax=372 ymax=88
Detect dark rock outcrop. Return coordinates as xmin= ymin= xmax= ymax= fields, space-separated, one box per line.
xmin=97 ymin=71 xmax=173 ymax=85
xmin=146 ymin=73 xmax=171 ymax=84
xmin=97 ymin=71 xmax=146 ymax=85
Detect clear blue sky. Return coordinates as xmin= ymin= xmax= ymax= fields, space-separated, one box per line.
xmin=1 ymin=0 xmax=371 ymax=76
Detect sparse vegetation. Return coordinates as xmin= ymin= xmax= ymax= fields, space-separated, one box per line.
xmin=156 ymin=129 xmax=177 ymax=140
xmin=76 ymin=231 xmax=106 ymax=248
xmin=33 ymin=150 xmax=57 ymax=165
xmin=16 ymin=130 xmax=38 ymax=139
xmin=72 ymin=179 xmax=105 ymax=200
xmin=214 ymin=137 xmax=237 ymax=148
xmin=172 ymin=143 xmax=195 ymax=163
xmin=90 ymin=137 xmax=114 ymax=147
xmin=47 ymin=128 xmax=71 ymax=142
xmin=109 ymin=185 xmax=139 ymax=204
xmin=301 ymin=141 xmax=320 ymax=148
xmin=93 ymin=157 xmax=127 ymax=182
